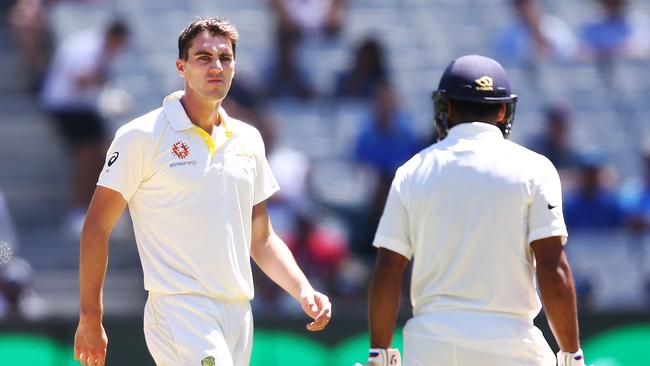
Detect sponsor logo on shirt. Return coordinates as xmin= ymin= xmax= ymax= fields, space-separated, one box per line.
xmin=169 ymin=160 xmax=197 ymax=168
xmin=172 ymin=141 xmax=191 ymax=159
xmin=169 ymin=141 xmax=197 ymax=167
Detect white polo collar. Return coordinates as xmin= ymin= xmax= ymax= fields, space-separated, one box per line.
xmin=446 ymin=122 xmax=503 ymax=140
xmin=162 ymin=91 xmax=233 ymax=134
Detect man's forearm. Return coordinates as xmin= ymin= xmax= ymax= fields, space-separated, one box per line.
xmin=79 ymin=226 xmax=110 ymax=321
xmin=251 ymin=233 xmax=312 ymax=300
xmin=369 ymin=269 xmax=402 ymax=349
xmin=537 ymin=262 xmax=580 ymax=352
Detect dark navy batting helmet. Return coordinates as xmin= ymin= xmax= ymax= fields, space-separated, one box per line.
xmin=432 ymin=55 xmax=517 ymax=140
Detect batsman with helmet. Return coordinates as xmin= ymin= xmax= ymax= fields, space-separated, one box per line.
xmin=358 ymin=55 xmax=586 ymax=366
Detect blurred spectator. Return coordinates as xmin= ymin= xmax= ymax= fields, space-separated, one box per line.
xmin=7 ymin=0 xmax=52 ymax=94
xmin=580 ymin=0 xmax=650 ymax=62
xmin=262 ymin=118 xmax=312 ymax=241
xmin=0 ymin=189 xmax=18 ymax=254
xmin=266 ymin=0 xmax=347 ymax=100
xmin=0 ymin=188 xmax=46 ymax=320
xmin=617 ymin=144 xmax=650 ymax=287
xmin=621 ymin=144 xmax=650 ymax=233
xmin=333 ymin=36 xmax=389 ymax=100
xmin=494 ymin=0 xmax=577 ymax=65
xmin=0 ymin=257 xmax=47 ymax=320
xmin=298 ymin=214 xmax=348 ymax=287
xmin=527 ymin=105 xmax=583 ymax=189
xmin=352 ymin=82 xmax=419 ymax=256
xmin=564 ymin=156 xmax=625 ymax=230
xmin=270 ymin=0 xmax=346 ymax=39
xmin=354 ymin=82 xmax=419 ymax=179
xmin=221 ymin=74 xmax=270 ymax=130
xmin=39 ymin=19 xmax=129 ymax=235
xmin=264 ymin=26 xmax=316 ymax=100
xmin=574 ymin=273 xmax=596 ymax=312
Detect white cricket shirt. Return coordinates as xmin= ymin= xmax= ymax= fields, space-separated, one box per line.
xmin=374 ymin=122 xmax=567 ymax=332
xmin=97 ymin=91 xmax=279 ymax=301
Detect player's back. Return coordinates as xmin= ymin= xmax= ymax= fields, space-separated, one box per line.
xmin=392 ymin=122 xmax=564 ymax=338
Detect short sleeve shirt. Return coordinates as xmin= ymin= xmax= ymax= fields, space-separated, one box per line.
xmin=374 ymin=123 xmax=567 ymax=322
xmin=97 ymin=91 xmax=279 ymax=301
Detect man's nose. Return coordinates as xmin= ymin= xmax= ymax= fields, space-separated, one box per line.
xmin=209 ymin=59 xmax=224 ymax=71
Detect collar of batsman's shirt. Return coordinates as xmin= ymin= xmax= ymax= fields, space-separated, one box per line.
xmin=446 ymin=121 xmax=503 ymax=140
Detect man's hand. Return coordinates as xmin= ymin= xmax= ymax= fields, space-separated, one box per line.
xmin=557 ymin=349 xmax=588 ymax=366
xmin=299 ymin=290 xmax=331 ymax=331
xmin=354 ymin=348 xmax=402 ymax=366
xmin=74 ymin=320 xmax=108 ymax=365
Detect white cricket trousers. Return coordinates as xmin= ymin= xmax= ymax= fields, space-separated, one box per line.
xmin=143 ymin=292 xmax=253 ymax=366
xmin=402 ymin=312 xmax=556 ymax=366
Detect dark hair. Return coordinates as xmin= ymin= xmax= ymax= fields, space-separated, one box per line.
xmin=354 ymin=37 xmax=386 ymax=79
xmin=449 ymin=98 xmax=503 ymax=122
xmin=106 ymin=19 xmax=129 ymax=38
xmin=178 ymin=17 xmax=239 ymax=60
xmin=512 ymin=0 xmax=532 ymax=6
xmin=545 ymin=104 xmax=570 ymax=122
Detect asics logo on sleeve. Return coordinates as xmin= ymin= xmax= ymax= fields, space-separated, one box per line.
xmin=108 ymin=152 xmax=119 ymax=167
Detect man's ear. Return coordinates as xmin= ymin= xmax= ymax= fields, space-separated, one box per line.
xmin=497 ymin=103 xmax=507 ymax=122
xmin=176 ymin=59 xmax=185 ymax=78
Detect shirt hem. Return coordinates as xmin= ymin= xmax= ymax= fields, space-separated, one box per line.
xmin=146 ymin=290 xmax=253 ymax=303
xmin=96 ymin=180 xmax=131 ymax=202
xmin=254 ymin=185 xmax=280 ymax=206
xmin=373 ymin=235 xmax=413 ymax=259
xmin=528 ymin=227 xmax=568 ymax=245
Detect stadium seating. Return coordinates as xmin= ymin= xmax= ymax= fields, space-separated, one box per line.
xmin=1 ymin=0 xmax=649 ymax=317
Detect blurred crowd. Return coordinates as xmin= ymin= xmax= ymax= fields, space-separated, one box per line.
xmin=1 ymin=0 xmax=650 ymax=319
xmin=496 ymin=0 xmax=649 ymax=65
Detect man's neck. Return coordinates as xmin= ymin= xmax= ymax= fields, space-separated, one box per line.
xmin=179 ymin=91 xmax=221 ymax=134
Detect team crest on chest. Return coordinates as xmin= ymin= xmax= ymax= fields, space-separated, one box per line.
xmin=201 ymin=356 xmax=216 ymax=366
xmin=200 ymin=356 xmax=215 ymax=366
xmin=172 ymin=141 xmax=191 ymax=159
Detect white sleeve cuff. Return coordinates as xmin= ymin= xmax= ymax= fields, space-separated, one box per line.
xmin=97 ymin=180 xmax=131 ymax=202
xmin=373 ymin=235 xmax=413 ymax=259
xmin=529 ymin=226 xmax=568 ymax=245
xmin=254 ymin=184 xmax=280 ymax=206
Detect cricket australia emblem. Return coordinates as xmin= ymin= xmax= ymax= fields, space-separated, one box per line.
xmin=172 ymin=141 xmax=191 ymax=159
xmin=201 ymin=356 xmax=215 ymax=366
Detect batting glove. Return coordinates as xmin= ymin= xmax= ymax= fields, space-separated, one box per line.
xmin=354 ymin=348 xmax=402 ymax=366
xmin=557 ymin=348 xmax=586 ymax=366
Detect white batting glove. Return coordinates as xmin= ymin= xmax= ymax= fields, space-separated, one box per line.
xmin=354 ymin=348 xmax=402 ymax=366
xmin=557 ymin=348 xmax=586 ymax=366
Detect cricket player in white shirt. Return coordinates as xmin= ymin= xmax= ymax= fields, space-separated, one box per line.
xmin=358 ymin=55 xmax=586 ymax=366
xmin=73 ymin=17 xmax=331 ymax=366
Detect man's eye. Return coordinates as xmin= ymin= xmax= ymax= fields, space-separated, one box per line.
xmin=199 ymin=55 xmax=210 ymax=61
